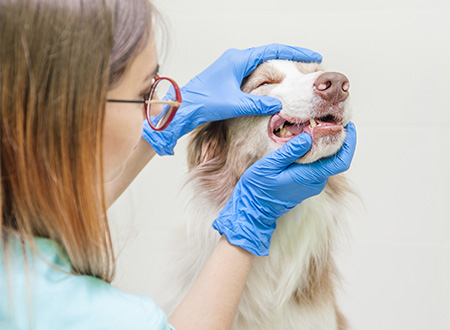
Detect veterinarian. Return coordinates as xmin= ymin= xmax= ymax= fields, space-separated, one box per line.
xmin=0 ymin=1 xmax=357 ymax=329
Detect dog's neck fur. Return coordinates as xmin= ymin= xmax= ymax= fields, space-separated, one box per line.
xmin=182 ymin=175 xmax=350 ymax=330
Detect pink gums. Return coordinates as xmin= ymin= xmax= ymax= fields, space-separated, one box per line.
xmin=268 ymin=113 xmax=343 ymax=145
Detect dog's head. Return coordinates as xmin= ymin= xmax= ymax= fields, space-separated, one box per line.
xmin=242 ymin=60 xmax=351 ymax=163
xmin=187 ymin=60 xmax=351 ymax=205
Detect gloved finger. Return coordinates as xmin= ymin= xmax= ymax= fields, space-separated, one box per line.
xmin=256 ymin=133 xmax=313 ymax=172
xmin=237 ymin=94 xmax=283 ymax=117
xmin=241 ymin=44 xmax=323 ymax=78
xmin=286 ymin=164 xmax=330 ymax=194
xmin=300 ymin=122 xmax=357 ymax=180
xmin=255 ymin=43 xmax=322 ymax=62
xmin=317 ymin=121 xmax=357 ymax=176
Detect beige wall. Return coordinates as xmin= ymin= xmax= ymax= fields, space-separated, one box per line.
xmin=109 ymin=1 xmax=450 ymax=329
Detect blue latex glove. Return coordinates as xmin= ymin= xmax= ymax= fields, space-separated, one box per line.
xmin=142 ymin=44 xmax=322 ymax=155
xmin=212 ymin=122 xmax=357 ymax=256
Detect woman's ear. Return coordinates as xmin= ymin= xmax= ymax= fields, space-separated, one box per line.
xmin=187 ymin=121 xmax=228 ymax=170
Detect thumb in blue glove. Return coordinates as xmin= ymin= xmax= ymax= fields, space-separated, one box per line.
xmin=212 ymin=122 xmax=357 ymax=256
xmin=142 ymin=44 xmax=322 ymax=155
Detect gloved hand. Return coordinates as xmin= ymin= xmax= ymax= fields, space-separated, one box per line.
xmin=212 ymin=122 xmax=357 ymax=256
xmin=142 ymin=44 xmax=322 ymax=155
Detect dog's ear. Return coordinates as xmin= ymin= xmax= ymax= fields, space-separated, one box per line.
xmin=187 ymin=121 xmax=228 ymax=170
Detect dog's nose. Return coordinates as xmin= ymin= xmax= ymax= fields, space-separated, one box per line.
xmin=314 ymin=72 xmax=349 ymax=103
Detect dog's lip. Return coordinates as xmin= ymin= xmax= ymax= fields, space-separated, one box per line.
xmin=268 ymin=113 xmax=343 ymax=145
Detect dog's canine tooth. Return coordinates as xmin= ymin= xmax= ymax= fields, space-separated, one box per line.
xmin=274 ymin=122 xmax=285 ymax=133
xmin=310 ymin=118 xmax=317 ymax=127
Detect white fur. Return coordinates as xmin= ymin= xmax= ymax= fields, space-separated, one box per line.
xmin=269 ymin=62 xmax=325 ymax=122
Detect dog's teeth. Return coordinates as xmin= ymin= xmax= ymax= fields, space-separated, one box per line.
xmin=279 ymin=128 xmax=292 ymax=137
xmin=310 ymin=118 xmax=317 ymax=127
xmin=275 ymin=122 xmax=285 ymax=132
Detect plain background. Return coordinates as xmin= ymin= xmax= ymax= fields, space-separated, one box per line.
xmin=108 ymin=1 xmax=450 ymax=329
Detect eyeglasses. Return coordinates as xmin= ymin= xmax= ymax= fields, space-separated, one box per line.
xmin=107 ymin=75 xmax=182 ymax=131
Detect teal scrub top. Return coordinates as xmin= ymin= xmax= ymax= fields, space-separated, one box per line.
xmin=0 ymin=236 xmax=175 ymax=330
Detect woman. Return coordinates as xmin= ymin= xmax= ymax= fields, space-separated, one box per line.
xmin=0 ymin=0 xmax=357 ymax=329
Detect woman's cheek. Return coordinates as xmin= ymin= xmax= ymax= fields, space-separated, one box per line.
xmin=118 ymin=115 xmax=143 ymax=159
xmin=102 ymin=107 xmax=143 ymax=180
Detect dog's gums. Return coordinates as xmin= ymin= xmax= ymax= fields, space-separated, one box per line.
xmin=268 ymin=112 xmax=343 ymax=145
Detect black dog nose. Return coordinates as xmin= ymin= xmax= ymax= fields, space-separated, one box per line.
xmin=314 ymin=72 xmax=349 ymax=103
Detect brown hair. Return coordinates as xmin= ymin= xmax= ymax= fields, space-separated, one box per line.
xmin=1 ymin=0 xmax=156 ymax=282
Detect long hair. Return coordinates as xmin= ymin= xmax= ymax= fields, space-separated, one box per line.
xmin=0 ymin=0 xmax=155 ymax=283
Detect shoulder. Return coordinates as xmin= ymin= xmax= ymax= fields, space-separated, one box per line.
xmin=49 ymin=273 xmax=171 ymax=330
xmin=1 ymin=236 xmax=174 ymax=330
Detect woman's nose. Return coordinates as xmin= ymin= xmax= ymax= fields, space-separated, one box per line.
xmin=314 ymin=72 xmax=349 ymax=103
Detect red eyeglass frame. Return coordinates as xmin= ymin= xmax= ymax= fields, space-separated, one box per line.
xmin=107 ymin=75 xmax=182 ymax=131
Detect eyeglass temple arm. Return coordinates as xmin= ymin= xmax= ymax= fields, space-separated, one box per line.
xmin=147 ymin=100 xmax=182 ymax=107
xmin=107 ymin=99 xmax=144 ymax=104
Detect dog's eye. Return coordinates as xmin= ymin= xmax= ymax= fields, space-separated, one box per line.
xmin=257 ymin=81 xmax=271 ymax=88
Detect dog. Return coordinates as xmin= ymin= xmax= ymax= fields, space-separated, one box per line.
xmin=160 ymin=60 xmax=355 ymax=330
